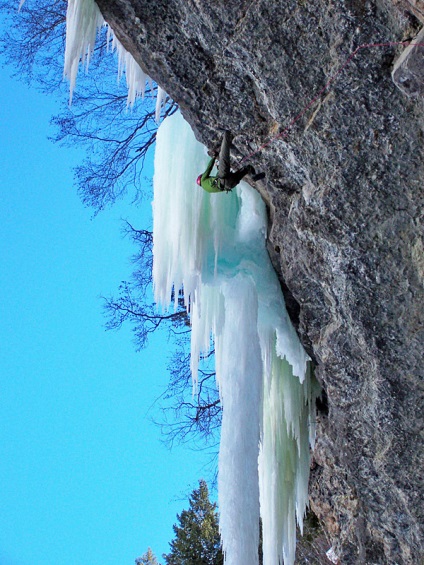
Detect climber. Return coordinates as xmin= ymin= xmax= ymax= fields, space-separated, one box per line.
xmin=196 ymin=130 xmax=264 ymax=193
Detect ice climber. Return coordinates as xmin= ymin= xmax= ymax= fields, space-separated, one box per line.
xmin=196 ymin=130 xmax=264 ymax=192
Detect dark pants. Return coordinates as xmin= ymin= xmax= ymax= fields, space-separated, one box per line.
xmin=218 ymin=131 xmax=252 ymax=190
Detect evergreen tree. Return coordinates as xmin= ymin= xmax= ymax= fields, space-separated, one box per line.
xmin=164 ymin=480 xmax=223 ymax=565
xmin=136 ymin=547 xmax=161 ymax=565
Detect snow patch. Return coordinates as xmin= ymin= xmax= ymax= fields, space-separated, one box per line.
xmin=326 ymin=546 xmax=340 ymax=564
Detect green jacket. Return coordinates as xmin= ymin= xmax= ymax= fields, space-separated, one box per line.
xmin=200 ymin=157 xmax=223 ymax=193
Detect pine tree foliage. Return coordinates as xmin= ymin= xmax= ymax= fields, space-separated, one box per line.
xmin=136 ymin=547 xmax=161 ymax=565
xmin=164 ymin=480 xmax=223 ymax=565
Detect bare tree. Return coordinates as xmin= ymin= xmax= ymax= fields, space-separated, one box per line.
xmin=0 ymin=0 xmax=176 ymax=211
xmin=159 ymin=342 xmax=221 ymax=449
xmin=103 ymin=222 xmax=222 ymax=449
xmin=0 ymin=0 xmax=67 ymax=91
xmin=50 ymin=76 xmax=176 ymax=210
xmin=103 ymin=221 xmax=188 ymax=349
xmin=1 ymin=0 xmax=219 ymax=451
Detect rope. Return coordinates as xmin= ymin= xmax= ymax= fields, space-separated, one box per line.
xmin=236 ymin=40 xmax=424 ymax=167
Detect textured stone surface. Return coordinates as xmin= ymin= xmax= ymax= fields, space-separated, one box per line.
xmin=96 ymin=0 xmax=424 ymax=562
xmin=394 ymin=0 xmax=424 ymax=24
xmin=392 ymin=26 xmax=424 ymax=96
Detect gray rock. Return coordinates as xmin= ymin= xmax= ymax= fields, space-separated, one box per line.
xmin=392 ymin=26 xmax=424 ymax=97
xmin=96 ymin=0 xmax=424 ymax=562
xmin=394 ymin=0 xmax=424 ymax=24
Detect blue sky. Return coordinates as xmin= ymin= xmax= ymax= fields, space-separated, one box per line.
xmin=0 ymin=64 xmax=211 ymax=564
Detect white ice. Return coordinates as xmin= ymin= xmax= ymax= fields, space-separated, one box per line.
xmin=64 ymin=0 xmax=105 ymax=102
xmin=152 ymin=112 xmax=319 ymax=565
xmin=64 ymin=0 xmax=157 ymax=107
xmin=108 ymin=28 xmax=151 ymax=106
xmin=60 ymin=0 xmax=318 ymax=562
xmin=155 ymin=86 xmax=168 ymax=123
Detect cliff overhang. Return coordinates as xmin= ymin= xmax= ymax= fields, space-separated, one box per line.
xmin=95 ymin=1 xmax=424 ymax=562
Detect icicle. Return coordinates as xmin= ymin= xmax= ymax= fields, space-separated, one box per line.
xmin=64 ymin=0 xmax=105 ymax=103
xmin=155 ymin=86 xmax=168 ymax=122
xmin=107 ymin=28 xmax=150 ymax=106
xmin=64 ymin=0 xmax=162 ymax=108
xmin=259 ymin=334 xmax=317 ymax=565
xmin=217 ymin=276 xmax=261 ymax=565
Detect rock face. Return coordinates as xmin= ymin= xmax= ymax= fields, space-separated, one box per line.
xmin=96 ymin=0 xmax=423 ymax=562
xmin=392 ymin=26 xmax=424 ymax=96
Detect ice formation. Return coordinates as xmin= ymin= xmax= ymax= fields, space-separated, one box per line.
xmin=64 ymin=0 xmax=159 ymax=107
xmin=63 ymin=2 xmax=318 ymax=560
xmin=108 ymin=28 xmax=151 ymax=105
xmin=155 ymin=86 xmax=168 ymax=123
xmin=152 ymin=112 xmax=319 ymax=565
xmin=64 ymin=0 xmax=105 ymax=101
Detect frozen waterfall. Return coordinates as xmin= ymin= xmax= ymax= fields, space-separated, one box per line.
xmin=59 ymin=1 xmax=318 ymax=562
xmin=152 ymin=112 xmax=319 ymax=565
